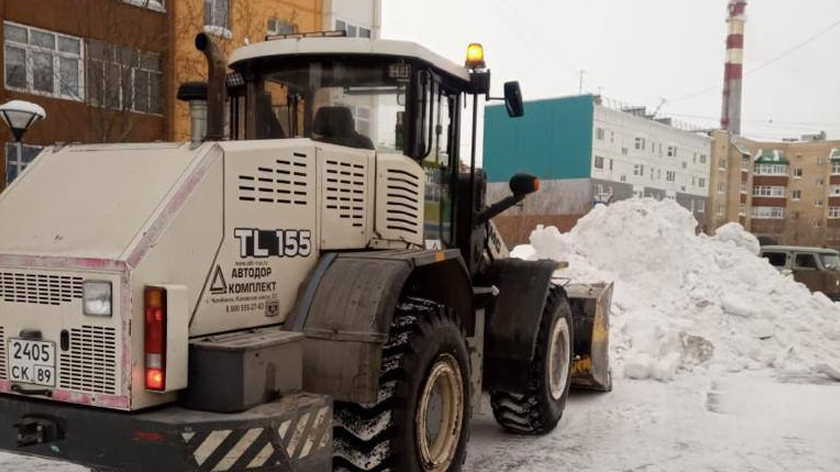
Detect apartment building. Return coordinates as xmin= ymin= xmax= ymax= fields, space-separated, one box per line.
xmin=484 ymin=95 xmax=711 ymax=244
xmin=708 ymin=130 xmax=840 ymax=248
xmin=0 ymin=0 xmax=170 ymax=189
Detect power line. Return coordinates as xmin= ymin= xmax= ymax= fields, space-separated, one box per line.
xmin=666 ymin=112 xmax=840 ymax=128
xmin=670 ymin=16 xmax=840 ymax=103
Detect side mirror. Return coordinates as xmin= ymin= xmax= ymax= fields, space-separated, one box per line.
xmin=510 ymin=173 xmax=539 ymax=197
xmin=504 ymin=81 xmax=525 ymax=118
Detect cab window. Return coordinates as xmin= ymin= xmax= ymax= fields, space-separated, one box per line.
xmin=794 ymin=253 xmax=818 ymax=270
xmin=762 ymin=252 xmax=787 ymax=268
xmin=420 ymin=73 xmax=458 ymax=247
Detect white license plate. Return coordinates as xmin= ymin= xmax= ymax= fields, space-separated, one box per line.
xmin=8 ymin=339 xmax=56 ymax=387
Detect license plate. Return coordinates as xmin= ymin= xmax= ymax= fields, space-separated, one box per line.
xmin=8 ymin=339 xmax=56 ymax=387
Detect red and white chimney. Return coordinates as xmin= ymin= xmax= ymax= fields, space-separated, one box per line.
xmin=721 ymin=0 xmax=747 ymax=135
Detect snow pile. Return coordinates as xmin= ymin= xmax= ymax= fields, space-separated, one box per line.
xmin=513 ymin=198 xmax=840 ymax=382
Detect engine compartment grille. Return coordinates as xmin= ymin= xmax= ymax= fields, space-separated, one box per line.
xmin=238 ymin=152 xmax=309 ymax=205
xmin=59 ymin=325 xmax=118 ymax=395
xmin=325 ymin=158 xmax=366 ymax=228
xmin=0 ymin=272 xmax=83 ymax=306
xmin=384 ymin=168 xmax=422 ymax=234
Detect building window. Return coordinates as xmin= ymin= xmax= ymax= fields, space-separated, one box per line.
xmin=754 ymin=163 xmax=787 ymax=176
xmin=719 ymin=157 xmax=727 ymax=170
xmin=620 ymin=175 xmax=626 ymax=182
xmin=829 ymin=207 xmax=840 ymax=219
xmin=740 ymin=182 xmax=747 ymax=194
xmin=697 ymin=200 xmax=705 ymax=213
xmin=818 ymin=157 xmax=825 ymax=165
xmin=4 ymin=22 xmax=84 ymax=100
xmin=816 ymin=199 xmax=824 ymax=207
xmin=204 ymin=0 xmax=231 ymax=36
xmin=667 ymin=145 xmax=678 ymax=158
xmin=348 ymin=105 xmax=371 ymax=135
xmin=87 ymin=40 xmax=163 ymax=115
xmin=793 ymin=168 xmax=803 ymax=178
xmin=717 ymin=182 xmax=725 ymax=193
xmin=739 ymin=204 xmax=746 ymax=217
xmin=121 ymin=0 xmax=165 ymax=12
xmin=741 ymin=159 xmax=750 ymax=171
xmin=682 ymin=161 xmax=687 ymax=169
xmin=691 ymin=176 xmax=696 ymax=186
xmin=753 ymin=186 xmax=785 ymax=197
xmin=716 ymin=204 xmax=724 ymax=216
xmin=594 ymin=155 xmax=605 ymax=169
xmin=792 ymin=189 xmax=802 ymax=200
xmin=268 ymin=18 xmax=296 ymax=36
xmin=752 ymin=207 xmax=784 ymax=219
xmin=816 ymin=178 xmax=825 ymax=186
xmin=700 ymin=154 xmax=707 ymax=164
xmin=5 ymin=143 xmax=43 ymax=184
xmin=831 ymin=162 xmax=840 ymax=175
xmin=633 ymin=164 xmax=644 ymax=176
xmin=621 ymin=147 xmax=628 ymax=156
xmin=609 ymin=158 xmax=613 ymax=171
xmin=666 ymin=171 xmax=676 ymax=182
xmin=699 ymin=178 xmax=706 ymax=188
xmin=634 ymin=137 xmax=645 ymax=150
xmin=336 ymin=19 xmax=372 ymax=38
xmin=595 ymin=127 xmax=605 ymax=140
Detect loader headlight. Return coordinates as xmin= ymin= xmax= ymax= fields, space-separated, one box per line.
xmin=83 ymin=281 xmax=113 ymax=317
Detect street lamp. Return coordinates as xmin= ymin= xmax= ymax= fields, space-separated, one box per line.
xmin=0 ymin=100 xmax=46 ymax=184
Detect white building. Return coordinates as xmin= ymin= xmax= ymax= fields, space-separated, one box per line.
xmin=323 ymin=0 xmax=383 ymax=39
xmin=591 ymin=102 xmax=712 ymax=216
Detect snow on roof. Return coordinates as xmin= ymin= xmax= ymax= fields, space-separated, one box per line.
xmin=731 ymin=138 xmax=752 ymax=157
xmin=229 ymin=37 xmax=471 ymax=83
xmin=754 ymin=148 xmax=789 ymax=164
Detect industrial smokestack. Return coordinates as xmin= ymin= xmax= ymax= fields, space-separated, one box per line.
xmin=721 ymin=0 xmax=747 ymax=135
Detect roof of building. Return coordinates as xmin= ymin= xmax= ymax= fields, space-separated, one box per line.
xmin=229 ymin=37 xmax=471 ymax=83
xmin=761 ymin=245 xmax=840 ymax=255
xmin=831 ymin=148 xmax=840 ymax=161
xmin=754 ymin=148 xmax=789 ymax=164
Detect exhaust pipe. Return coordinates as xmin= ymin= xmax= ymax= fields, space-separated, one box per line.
xmin=195 ymin=33 xmax=226 ymax=141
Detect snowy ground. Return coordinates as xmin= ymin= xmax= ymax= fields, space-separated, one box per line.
xmin=2 ymin=371 xmax=838 ymax=471
xmin=468 ymin=372 xmax=840 ymax=472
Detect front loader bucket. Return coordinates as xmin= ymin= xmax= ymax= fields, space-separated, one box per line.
xmin=567 ymin=282 xmax=614 ymax=392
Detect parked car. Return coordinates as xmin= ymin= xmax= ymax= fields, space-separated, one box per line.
xmin=760 ymin=245 xmax=840 ymax=300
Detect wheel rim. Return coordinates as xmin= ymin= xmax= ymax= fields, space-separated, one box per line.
xmin=548 ymin=317 xmax=571 ymax=400
xmin=415 ymin=353 xmax=464 ymax=472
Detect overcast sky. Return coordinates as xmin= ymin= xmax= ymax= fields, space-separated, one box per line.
xmin=383 ymin=0 xmax=840 ymax=142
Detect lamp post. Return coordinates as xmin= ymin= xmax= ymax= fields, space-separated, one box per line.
xmin=0 ymin=100 xmax=46 ymax=186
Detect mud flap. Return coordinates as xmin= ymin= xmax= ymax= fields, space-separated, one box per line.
xmin=567 ymin=282 xmax=614 ymax=392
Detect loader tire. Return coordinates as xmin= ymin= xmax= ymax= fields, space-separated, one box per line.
xmin=490 ymin=286 xmax=574 ymax=435
xmin=333 ymin=298 xmax=472 ymax=472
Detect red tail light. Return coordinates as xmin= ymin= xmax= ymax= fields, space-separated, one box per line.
xmin=144 ymin=287 xmax=167 ymax=391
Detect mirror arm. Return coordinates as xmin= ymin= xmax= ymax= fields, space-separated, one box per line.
xmin=475 ymin=194 xmax=526 ymax=227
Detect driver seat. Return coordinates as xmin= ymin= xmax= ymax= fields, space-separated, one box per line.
xmin=312 ymin=106 xmax=375 ymax=150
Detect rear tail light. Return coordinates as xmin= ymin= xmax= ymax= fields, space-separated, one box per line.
xmin=144 ymin=287 xmax=167 ymax=391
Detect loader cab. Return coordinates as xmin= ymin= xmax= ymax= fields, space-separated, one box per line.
xmin=225 ymin=35 xmax=525 ymax=260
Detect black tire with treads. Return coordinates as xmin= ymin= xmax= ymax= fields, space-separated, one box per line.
xmin=490 ymin=286 xmax=574 ymax=435
xmin=333 ymin=298 xmax=472 ymax=472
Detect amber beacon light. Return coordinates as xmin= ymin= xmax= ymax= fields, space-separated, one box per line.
xmin=465 ymin=43 xmax=486 ymax=70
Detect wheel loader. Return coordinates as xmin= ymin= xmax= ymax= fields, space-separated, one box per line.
xmin=0 ymin=31 xmax=612 ymax=472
